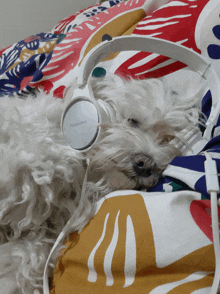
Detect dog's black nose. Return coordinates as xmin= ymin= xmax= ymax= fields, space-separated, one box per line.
xmin=132 ymin=154 xmax=155 ymax=177
xmin=133 ymin=162 xmax=152 ymax=177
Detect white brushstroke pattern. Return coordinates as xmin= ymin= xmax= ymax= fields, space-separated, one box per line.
xmin=135 ymin=59 xmax=176 ymax=76
xmin=135 ymin=21 xmax=179 ymax=30
xmin=87 ymin=213 xmax=110 ymax=282
xmin=39 ymin=71 xmax=64 ymax=80
xmin=48 ymin=52 xmax=73 ymax=63
xmin=156 ymin=1 xmax=188 ymax=11
xmin=85 ymin=23 xmax=96 ymax=30
xmin=128 ymin=52 xmax=160 ymax=69
xmin=139 ymin=14 xmax=191 ymax=25
xmin=123 ymin=215 xmax=136 ymax=287
xmin=42 ymin=66 xmax=59 ymax=72
xmin=150 ymin=271 xmax=211 ymax=293
xmin=56 ymin=38 xmax=81 ymax=44
xmin=104 ymin=210 xmax=120 ymax=286
xmin=130 ymin=38 xmax=188 ymax=74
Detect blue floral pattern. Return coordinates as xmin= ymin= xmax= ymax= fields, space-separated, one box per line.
xmin=0 ymin=33 xmax=61 ymax=95
xmin=207 ymin=25 xmax=220 ymax=59
xmin=0 ymin=1 xmax=126 ymax=96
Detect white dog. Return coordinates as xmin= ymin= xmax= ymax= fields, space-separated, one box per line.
xmin=0 ymin=70 xmax=205 ymax=293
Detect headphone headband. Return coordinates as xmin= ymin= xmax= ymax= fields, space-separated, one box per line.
xmin=77 ymin=36 xmax=211 ymax=87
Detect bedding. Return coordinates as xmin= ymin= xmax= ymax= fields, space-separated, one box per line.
xmin=1 ymin=0 xmax=220 ymax=293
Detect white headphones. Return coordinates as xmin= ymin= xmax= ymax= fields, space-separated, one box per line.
xmin=61 ymin=35 xmax=220 ymax=153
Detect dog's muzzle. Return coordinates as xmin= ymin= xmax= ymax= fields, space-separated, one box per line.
xmin=132 ymin=153 xmax=159 ymax=178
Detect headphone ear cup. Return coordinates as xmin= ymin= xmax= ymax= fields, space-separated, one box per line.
xmin=61 ymin=84 xmax=100 ymax=151
xmin=61 ymin=83 xmax=116 ymax=151
xmin=62 ymin=98 xmax=100 ymax=151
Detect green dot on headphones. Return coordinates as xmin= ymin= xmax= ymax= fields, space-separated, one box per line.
xmin=92 ymin=67 xmax=106 ymax=78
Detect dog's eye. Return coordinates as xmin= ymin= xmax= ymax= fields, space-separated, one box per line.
xmin=171 ymin=90 xmax=178 ymax=95
xmin=127 ymin=118 xmax=139 ymax=128
xmin=160 ymin=135 xmax=175 ymax=145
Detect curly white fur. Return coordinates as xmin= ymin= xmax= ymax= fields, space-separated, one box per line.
xmin=0 ymin=92 xmax=87 ymax=293
xmin=0 ymin=71 xmax=205 ymax=293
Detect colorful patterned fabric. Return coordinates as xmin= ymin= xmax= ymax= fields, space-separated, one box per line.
xmin=51 ymin=190 xmax=216 ymax=294
xmin=1 ymin=0 xmax=220 ymax=293
xmin=0 ymin=0 xmax=147 ymax=97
